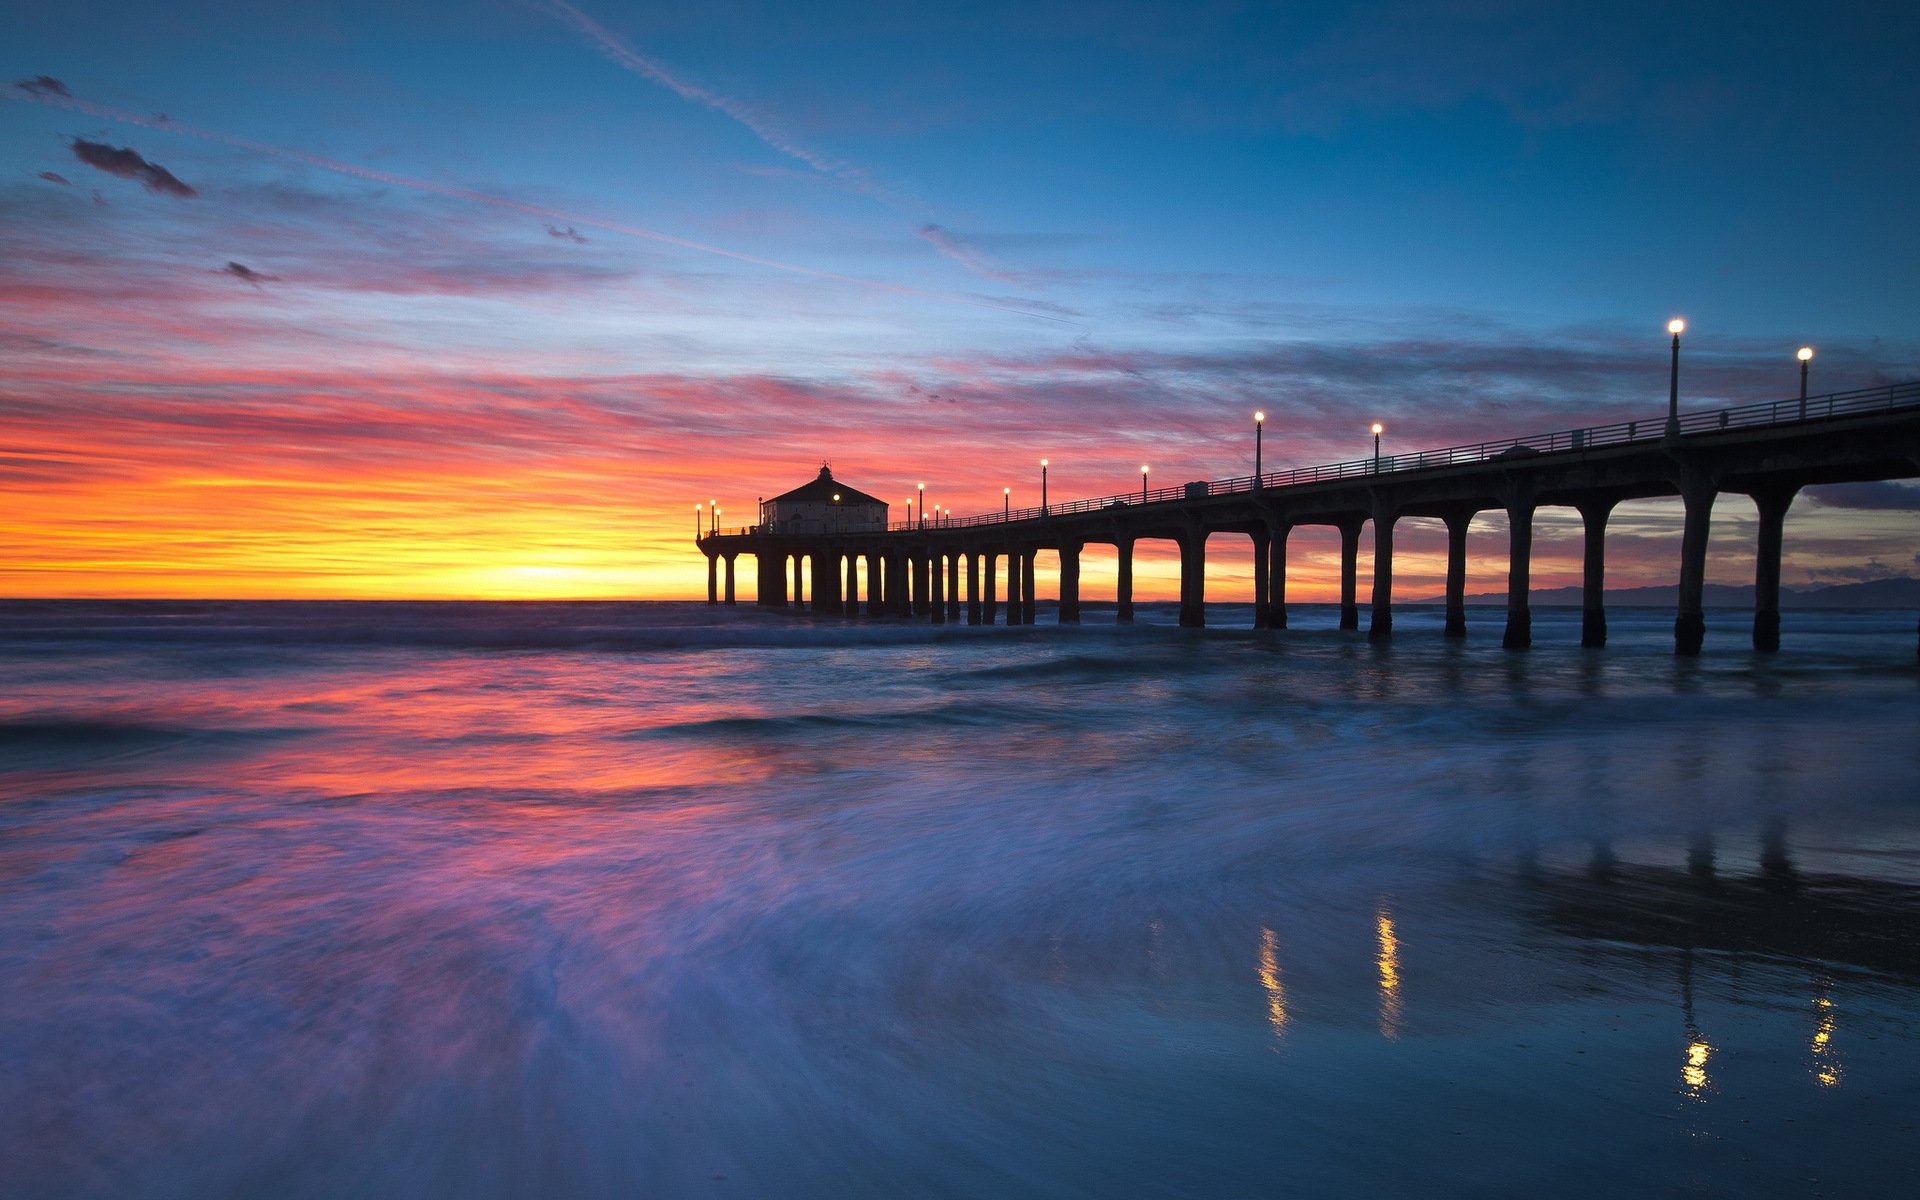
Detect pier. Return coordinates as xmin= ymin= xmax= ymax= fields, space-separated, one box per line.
xmin=698 ymin=381 xmax=1920 ymax=655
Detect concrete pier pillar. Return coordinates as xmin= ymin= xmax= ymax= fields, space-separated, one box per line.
xmin=813 ymin=551 xmax=843 ymax=615
xmin=1577 ymin=500 xmax=1614 ymax=647
xmin=844 ymin=556 xmax=857 ymax=613
xmin=967 ymin=553 xmax=982 ymax=625
xmin=1338 ymin=520 xmax=1362 ymax=630
xmin=929 ymin=552 xmax=946 ymax=625
xmin=1368 ymin=507 xmax=1395 ymax=642
xmin=1251 ymin=526 xmax=1272 ymax=629
xmin=1502 ymin=502 xmax=1536 ymax=650
xmin=706 ymin=554 xmax=718 ymax=605
xmin=1008 ymin=549 xmax=1026 ymax=624
xmin=1443 ymin=511 xmax=1471 ymax=639
xmin=1116 ymin=538 xmax=1135 ymax=623
xmin=1059 ymin=543 xmax=1081 ymax=624
xmin=1751 ymin=487 xmax=1796 ymax=652
xmin=1178 ymin=533 xmax=1206 ymax=628
xmin=889 ymin=553 xmax=911 ymax=617
xmin=984 ymin=552 xmax=999 ymax=625
xmin=1022 ymin=551 xmax=1038 ymax=625
xmin=724 ymin=554 xmax=737 ymax=604
xmin=793 ymin=556 xmax=806 ymax=611
xmin=947 ymin=554 xmax=963 ymax=623
xmin=866 ymin=553 xmax=884 ymax=618
xmin=913 ymin=554 xmax=931 ymax=616
xmin=1271 ymin=525 xmax=1289 ymax=629
xmin=1675 ymin=480 xmax=1717 ymax=655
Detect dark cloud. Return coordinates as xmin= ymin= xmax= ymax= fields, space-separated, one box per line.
xmin=1805 ymin=482 xmax=1920 ymax=511
xmin=69 ymin=139 xmax=197 ymax=198
xmin=91 ymin=190 xmax=107 ymax=207
xmin=217 ymin=262 xmax=281 ymax=288
xmin=545 ymin=224 xmax=588 ymax=244
xmin=36 ymin=171 xmax=72 ymax=186
xmin=15 ymin=75 xmax=70 ymax=99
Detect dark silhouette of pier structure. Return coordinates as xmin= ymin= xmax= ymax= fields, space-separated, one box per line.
xmin=698 ymin=382 xmax=1920 ymax=655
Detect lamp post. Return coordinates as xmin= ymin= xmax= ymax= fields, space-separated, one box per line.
xmin=1254 ymin=410 xmax=1265 ymax=488
xmin=713 ymin=506 xmax=721 ymax=533
xmin=695 ymin=503 xmax=703 ymax=539
xmin=902 ymin=499 xmax=911 ymax=531
xmin=1040 ymin=459 xmax=1049 ymax=515
xmin=917 ymin=482 xmax=925 ymax=529
xmin=1370 ymin=423 xmax=1384 ymax=473
xmin=1665 ymin=318 xmax=1686 ymax=438
xmin=831 ymin=492 xmax=841 ymax=534
xmin=1141 ymin=464 xmax=1149 ymax=502
xmin=1797 ymin=345 xmax=1814 ymax=405
xmin=1003 ymin=487 xmax=1010 ymax=521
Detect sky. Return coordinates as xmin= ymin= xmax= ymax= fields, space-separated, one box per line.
xmin=4 ymin=0 xmax=1918 ymax=601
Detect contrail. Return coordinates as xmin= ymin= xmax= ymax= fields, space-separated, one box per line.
xmin=4 ymin=85 xmax=1075 ymax=323
xmin=535 ymin=0 xmax=913 ymax=210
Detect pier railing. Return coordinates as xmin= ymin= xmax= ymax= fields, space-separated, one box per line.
xmin=701 ymin=380 xmax=1920 ymax=537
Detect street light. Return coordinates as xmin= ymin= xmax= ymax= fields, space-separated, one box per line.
xmin=713 ymin=505 xmax=721 ymax=533
xmin=1371 ymin=423 xmax=1384 ymax=472
xmin=1665 ymin=318 xmax=1686 ymax=438
xmin=1040 ymin=459 xmax=1049 ymax=515
xmin=1141 ymin=463 xmax=1149 ymax=502
xmin=1797 ymin=345 xmax=1814 ymax=402
xmin=1254 ymin=410 xmax=1265 ymax=487
xmin=695 ymin=502 xmax=703 ymax=539
xmin=1003 ymin=486 xmax=1010 ymax=520
xmin=917 ymin=482 xmax=926 ymax=529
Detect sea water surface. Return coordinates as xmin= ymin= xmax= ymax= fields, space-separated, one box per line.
xmin=3 ymin=600 xmax=1918 ymax=1199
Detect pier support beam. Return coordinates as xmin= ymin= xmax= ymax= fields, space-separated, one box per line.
xmin=1368 ymin=506 xmax=1396 ymax=642
xmin=1251 ymin=526 xmax=1272 ymax=629
xmin=793 ymin=556 xmax=806 ymax=611
xmin=1178 ymin=532 xmax=1207 ymax=628
xmin=967 ymin=553 xmax=982 ymax=625
xmin=1006 ymin=549 xmax=1025 ymax=624
xmin=929 ymin=552 xmax=945 ymax=625
xmin=865 ymin=553 xmax=883 ymax=617
xmin=1502 ymin=500 xmax=1536 ymax=650
xmin=706 ymin=553 xmax=718 ymax=605
xmin=1022 ymin=551 xmax=1038 ymax=625
xmin=913 ymin=554 xmax=931 ymax=616
xmin=844 ymin=555 xmax=857 ymax=614
xmin=813 ymin=551 xmax=843 ymax=615
xmin=1270 ymin=524 xmax=1289 ymax=629
xmin=1442 ymin=510 xmax=1472 ymax=638
xmin=1751 ymin=486 xmax=1797 ymax=652
xmin=724 ymin=554 xmax=737 ymax=604
xmin=1059 ymin=543 xmax=1082 ymax=623
xmin=1117 ymin=538 xmax=1136 ymax=623
xmin=947 ymin=554 xmax=962 ymax=623
xmin=1675 ymin=479 xmax=1718 ymax=655
xmin=984 ymin=552 xmax=999 ymax=625
xmin=1338 ymin=519 xmax=1362 ymax=630
xmin=1578 ymin=500 xmax=1615 ymax=647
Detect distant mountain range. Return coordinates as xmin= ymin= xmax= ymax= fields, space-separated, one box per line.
xmin=1412 ymin=577 xmax=1920 ymax=608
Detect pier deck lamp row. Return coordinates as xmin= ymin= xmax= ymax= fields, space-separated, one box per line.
xmin=1254 ymin=410 xmax=1265 ymax=487
xmin=1040 ymin=459 xmax=1049 ymax=515
xmin=1141 ymin=463 xmax=1149 ymax=502
xmin=917 ymin=481 xmax=925 ymax=528
xmin=1003 ymin=486 xmax=1010 ymax=520
xmin=1798 ymin=345 xmax=1814 ymax=401
xmin=1371 ymin=423 xmax=1384 ymax=472
xmin=695 ymin=502 xmax=702 ymax=538
xmin=1666 ymin=318 xmax=1686 ymax=438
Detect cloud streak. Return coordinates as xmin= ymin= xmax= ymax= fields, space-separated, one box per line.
xmin=14 ymin=75 xmax=70 ymax=99
xmin=545 ymin=223 xmax=588 ymax=244
xmin=536 ymin=0 xmax=912 ymax=209
xmin=217 ymin=261 xmax=280 ymax=287
xmin=69 ymin=138 xmax=197 ymax=197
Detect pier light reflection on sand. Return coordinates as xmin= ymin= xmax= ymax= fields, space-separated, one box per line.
xmin=1811 ymin=987 xmax=1843 ymax=1088
xmin=1375 ymin=901 xmax=1402 ymax=1039
xmin=1256 ymin=928 xmax=1288 ymax=1041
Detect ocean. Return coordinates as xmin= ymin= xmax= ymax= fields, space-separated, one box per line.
xmin=3 ymin=599 xmax=1918 ymax=1198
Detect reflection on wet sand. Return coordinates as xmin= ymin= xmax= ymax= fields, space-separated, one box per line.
xmin=1256 ymin=927 xmax=1287 ymax=1041
xmin=1375 ymin=900 xmax=1402 ymax=1040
